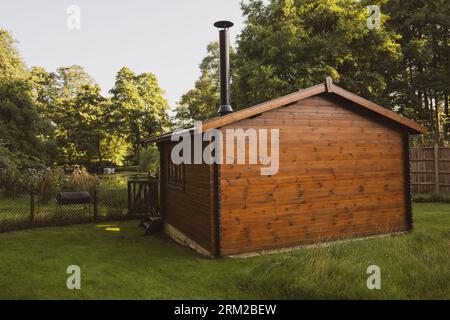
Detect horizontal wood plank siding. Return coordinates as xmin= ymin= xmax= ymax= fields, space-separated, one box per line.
xmin=220 ymin=93 xmax=408 ymax=255
xmin=161 ymin=141 xmax=213 ymax=253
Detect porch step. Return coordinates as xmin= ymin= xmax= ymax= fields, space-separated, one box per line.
xmin=139 ymin=216 xmax=163 ymax=235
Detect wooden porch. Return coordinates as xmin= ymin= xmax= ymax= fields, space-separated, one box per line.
xmin=127 ymin=174 xmax=162 ymax=234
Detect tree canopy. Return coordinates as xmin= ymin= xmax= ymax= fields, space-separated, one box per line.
xmin=385 ymin=0 xmax=449 ymax=143
xmin=1 ymin=0 xmax=449 ymax=172
xmin=109 ymin=67 xmax=171 ymax=161
xmin=234 ymin=0 xmax=402 ymax=109
xmin=179 ymin=0 xmax=449 ymax=144
xmin=0 ymin=29 xmax=172 ymax=169
xmin=175 ymin=42 xmax=237 ymax=126
xmin=0 ymin=30 xmax=43 ymax=167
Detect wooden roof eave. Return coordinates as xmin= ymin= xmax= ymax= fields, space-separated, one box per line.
xmin=145 ymin=78 xmax=427 ymax=143
xmin=201 ymin=80 xmax=427 ymax=134
xmin=329 ymin=84 xmax=427 ymax=135
xmin=145 ymin=83 xmax=327 ymax=144
xmin=145 ymin=132 xmax=174 ymax=144
xmin=200 ymin=83 xmax=327 ymax=133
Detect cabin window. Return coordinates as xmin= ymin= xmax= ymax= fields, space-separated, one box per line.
xmin=168 ymin=159 xmax=185 ymax=189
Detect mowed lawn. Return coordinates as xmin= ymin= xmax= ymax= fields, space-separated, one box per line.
xmin=0 ymin=203 xmax=448 ymax=300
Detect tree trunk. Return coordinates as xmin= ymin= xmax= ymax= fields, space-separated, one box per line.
xmin=97 ymin=139 xmax=103 ymax=165
xmin=424 ymin=91 xmax=432 ymax=133
xmin=445 ymin=93 xmax=449 ymax=140
xmin=434 ymin=96 xmax=440 ymax=144
xmin=445 ymin=94 xmax=449 ymax=118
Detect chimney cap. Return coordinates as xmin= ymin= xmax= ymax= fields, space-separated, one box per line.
xmin=214 ymin=20 xmax=234 ymax=29
xmin=217 ymin=105 xmax=233 ymax=116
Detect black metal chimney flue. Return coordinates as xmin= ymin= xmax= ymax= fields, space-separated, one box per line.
xmin=214 ymin=20 xmax=234 ymax=116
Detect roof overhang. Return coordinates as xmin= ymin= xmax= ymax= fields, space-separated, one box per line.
xmin=145 ymin=78 xmax=427 ymax=144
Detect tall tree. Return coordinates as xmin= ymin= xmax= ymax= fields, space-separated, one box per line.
xmin=0 ymin=29 xmax=43 ymax=167
xmin=175 ymin=42 xmax=236 ymax=126
xmin=55 ymin=83 xmax=106 ymax=165
xmin=30 ymin=66 xmax=59 ymax=163
xmin=385 ymin=0 xmax=450 ymax=144
xmin=31 ymin=65 xmax=112 ymax=166
xmin=110 ymin=67 xmax=170 ymax=161
xmin=233 ymin=0 xmax=402 ymax=109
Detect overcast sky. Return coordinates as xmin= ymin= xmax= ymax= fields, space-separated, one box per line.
xmin=0 ymin=0 xmax=246 ymax=108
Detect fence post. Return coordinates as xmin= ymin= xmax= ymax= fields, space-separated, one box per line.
xmin=155 ymin=173 xmax=160 ymax=216
xmin=434 ymin=143 xmax=440 ymax=194
xmin=127 ymin=180 xmax=132 ymax=216
xmin=30 ymin=192 xmax=36 ymax=226
xmin=93 ymin=188 xmax=98 ymax=220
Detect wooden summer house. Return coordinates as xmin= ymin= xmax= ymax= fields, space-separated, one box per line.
xmin=146 ymin=78 xmax=427 ymax=257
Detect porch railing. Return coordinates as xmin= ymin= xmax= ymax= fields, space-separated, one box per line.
xmin=127 ymin=174 xmax=160 ymax=216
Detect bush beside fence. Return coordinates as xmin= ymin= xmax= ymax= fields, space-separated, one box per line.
xmin=412 ymin=193 xmax=450 ymax=203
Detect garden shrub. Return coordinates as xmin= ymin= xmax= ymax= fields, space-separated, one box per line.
xmin=37 ymin=168 xmax=66 ymax=204
xmin=138 ymin=146 xmax=159 ymax=174
xmin=413 ymin=193 xmax=450 ymax=203
xmin=0 ymin=165 xmax=21 ymax=198
xmin=6 ymin=167 xmax=67 ymax=204
xmin=66 ymin=166 xmax=98 ymax=192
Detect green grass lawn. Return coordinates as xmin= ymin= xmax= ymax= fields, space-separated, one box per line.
xmin=0 ymin=203 xmax=448 ymax=300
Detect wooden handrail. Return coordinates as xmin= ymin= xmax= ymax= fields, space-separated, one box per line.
xmin=127 ymin=177 xmax=160 ymax=216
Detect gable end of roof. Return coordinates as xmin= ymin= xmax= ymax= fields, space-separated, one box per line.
xmin=146 ymin=80 xmax=427 ymax=143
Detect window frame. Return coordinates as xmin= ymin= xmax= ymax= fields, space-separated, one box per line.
xmin=167 ymin=157 xmax=185 ymax=191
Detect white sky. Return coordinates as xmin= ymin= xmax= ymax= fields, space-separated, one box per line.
xmin=0 ymin=0 xmax=246 ymax=108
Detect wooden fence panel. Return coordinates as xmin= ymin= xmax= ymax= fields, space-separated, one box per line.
xmin=410 ymin=146 xmax=450 ymax=194
xmin=438 ymin=148 xmax=450 ymax=194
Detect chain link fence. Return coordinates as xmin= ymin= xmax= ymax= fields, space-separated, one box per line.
xmin=0 ymin=177 xmax=135 ymax=233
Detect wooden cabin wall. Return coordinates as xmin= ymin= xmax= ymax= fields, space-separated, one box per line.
xmin=219 ymin=93 xmax=409 ymax=256
xmin=160 ymin=141 xmax=214 ymax=254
